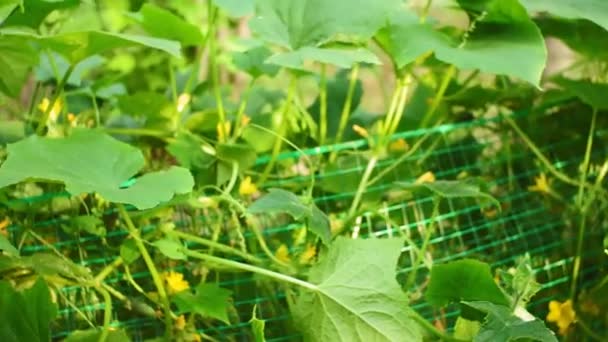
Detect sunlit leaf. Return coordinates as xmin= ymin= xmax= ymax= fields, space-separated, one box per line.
xmin=153 ymin=239 xmax=188 ymax=261
xmin=521 ymin=0 xmax=608 ymax=31
xmin=267 ymin=46 xmax=380 ymax=70
xmin=135 ymin=4 xmax=204 ymax=46
xmin=250 ymin=306 xmax=266 ymax=342
xmin=0 ymin=129 xmax=194 ymax=209
xmin=426 ymin=259 xmax=510 ymax=307
xmin=293 ymin=237 xmax=421 ymax=342
xmin=173 ymin=283 xmax=233 ymax=324
xmin=2 ymin=0 xmax=79 ymax=28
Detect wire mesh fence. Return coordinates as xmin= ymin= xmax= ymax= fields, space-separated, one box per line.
xmin=4 ymin=111 xmax=604 ymax=341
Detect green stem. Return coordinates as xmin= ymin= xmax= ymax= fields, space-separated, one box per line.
xmin=37 ymin=64 xmax=75 ymax=135
xmin=208 ymin=3 xmax=226 ymax=142
xmin=97 ymin=287 xmax=112 ymax=342
xmin=249 ymin=217 xmax=293 ymax=269
xmin=570 ymin=109 xmax=597 ymax=301
xmin=420 ymin=65 xmax=455 ymax=128
xmin=411 ymin=310 xmax=468 ymax=342
xmin=94 ymin=257 xmax=124 ymax=285
xmin=224 ymin=161 xmax=239 ymax=194
xmin=116 ymin=204 xmax=173 ymax=340
xmin=28 ymin=82 xmax=41 ymax=118
xmin=406 ymin=197 xmax=441 ymax=289
xmin=101 ymin=127 xmax=170 ymax=138
xmin=382 ymin=81 xmax=404 ymax=136
xmin=232 ymin=77 xmax=255 ymax=141
xmin=166 ymin=229 xmax=262 ymax=264
xmin=387 ymin=76 xmax=412 ymax=136
xmin=184 ymin=249 xmax=318 ymax=291
xmin=258 ymin=75 xmax=297 ymax=185
xmin=330 ymin=64 xmax=360 ymax=162
xmin=319 ymin=64 xmax=328 ymax=146
xmin=346 ymin=156 xmax=379 ymax=220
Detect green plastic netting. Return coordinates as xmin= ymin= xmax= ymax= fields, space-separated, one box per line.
xmin=4 ymin=111 xmax=604 ymax=341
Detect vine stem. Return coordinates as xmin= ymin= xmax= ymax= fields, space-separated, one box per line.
xmin=330 ymin=64 xmax=360 ymax=162
xmin=116 ymin=204 xmax=173 ymax=340
xmin=94 ymin=257 xmax=124 ymax=285
xmin=387 ymin=75 xmax=412 ymax=136
xmin=258 ymin=75 xmax=297 ymax=185
xmin=319 ymin=64 xmax=328 ymax=146
xmin=166 ymin=229 xmax=262 ymax=264
xmin=208 ymin=2 xmax=226 ymax=143
xmin=233 ymin=77 xmax=255 ymax=141
xmin=570 ymin=108 xmax=598 ymax=301
xmin=183 ymin=249 xmax=318 ymax=291
xmin=406 ymin=197 xmax=441 ymax=289
xmin=346 ymin=156 xmax=379 ymax=220
xmin=97 ymin=286 xmax=112 ymax=342
xmin=420 ymin=65 xmax=455 ymax=128
xmin=36 ymin=64 xmax=75 ymax=135
xmin=410 ymin=310 xmax=468 ymax=342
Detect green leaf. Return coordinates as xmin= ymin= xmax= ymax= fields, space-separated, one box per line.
xmin=0 ymin=235 xmax=18 ymax=257
xmin=247 ymin=189 xmax=331 ymax=244
xmin=173 ymin=283 xmax=232 ymax=324
xmin=3 ymin=30 xmax=181 ymax=64
xmin=293 ymin=237 xmax=421 ymax=342
xmin=535 ymin=17 xmax=608 ymax=58
xmin=118 ymin=92 xmax=169 ymax=118
xmin=555 ymin=78 xmax=608 ymax=110
xmin=233 ymin=45 xmax=279 ymax=78
xmin=25 ymin=253 xmax=91 ymax=281
xmin=250 ymin=306 xmax=266 ymax=342
xmin=376 ymin=0 xmax=547 ymax=85
xmin=0 ymin=121 xmax=25 ymax=144
xmin=167 ymin=131 xmax=215 ymax=170
xmin=61 ymin=215 xmax=106 ymax=237
xmin=135 ymin=4 xmax=204 ymax=46
xmin=250 ymin=0 xmax=400 ymax=49
xmin=0 ymin=36 xmax=38 ymax=96
xmin=2 ymin=0 xmax=79 ymax=28
xmin=0 ymin=278 xmax=58 ymax=342
xmin=0 ymin=0 xmax=20 ymax=26
xmin=266 ymin=46 xmax=380 ymax=70
xmin=35 ymin=53 xmax=105 ymax=87
xmin=498 ymin=254 xmax=541 ymax=307
xmin=64 ymin=329 xmax=132 ymax=342
xmin=454 ymin=317 xmax=481 ymax=340
xmin=463 ymin=301 xmax=557 ymax=342
xmin=120 ymin=239 xmax=141 ymax=265
xmin=0 ymin=129 xmax=194 ymax=209
xmin=153 ymin=239 xmax=188 ymax=261
xmin=396 ymin=180 xmax=500 ymax=209
xmin=216 ymin=143 xmax=258 ymax=172
xmin=521 ymin=0 xmax=608 ymax=31
xmin=426 ymin=259 xmax=509 ymax=307
xmin=214 ymin=0 xmax=254 ymax=17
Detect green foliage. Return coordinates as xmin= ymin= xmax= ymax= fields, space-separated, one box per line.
xmin=173 ymin=283 xmax=233 ymax=324
xmin=64 ymin=329 xmax=131 ymax=342
xmin=0 ymin=129 xmax=194 ymax=209
xmin=0 ymin=235 xmax=18 ymax=257
xmin=135 ymin=4 xmax=204 ymax=46
xmin=498 ymin=254 xmax=542 ymax=307
xmin=293 ymin=237 xmax=422 ymax=342
xmin=426 ymin=259 xmax=509 ymax=307
xmin=153 ymin=239 xmax=188 ymax=261
xmin=249 ymin=306 xmax=266 ymax=342
xmin=397 ymin=179 xmax=500 ymax=209
xmin=463 ymin=301 xmax=557 ymax=342
xmin=0 ymin=278 xmax=58 ymax=342
xmin=521 ymin=0 xmax=608 ymax=31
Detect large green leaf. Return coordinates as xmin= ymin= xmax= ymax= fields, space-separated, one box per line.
xmin=0 ymin=35 xmax=38 ymax=96
xmin=0 ymin=278 xmax=58 ymax=342
xmin=555 ymin=78 xmax=608 ymax=110
xmin=267 ymin=46 xmax=380 ymax=70
xmin=0 ymin=129 xmax=194 ymax=209
xmin=463 ymin=301 xmax=557 ymax=342
xmin=233 ymin=45 xmax=280 ymax=78
xmin=250 ymin=0 xmax=400 ymax=49
xmin=173 ymin=283 xmax=233 ymax=324
xmin=247 ymin=189 xmax=331 ymax=244
xmin=135 ymin=4 xmax=204 ymax=46
xmin=0 ymin=0 xmax=20 ymax=23
xmin=521 ymin=0 xmax=608 ymax=31
xmin=426 ymin=259 xmax=509 ymax=307
xmin=2 ymin=0 xmax=79 ymax=28
xmin=293 ymin=237 xmax=421 ymax=342
xmin=376 ymin=0 xmax=547 ymax=85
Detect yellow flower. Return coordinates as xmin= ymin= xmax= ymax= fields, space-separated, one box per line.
xmin=299 ymin=244 xmax=317 ymax=264
xmin=176 ymin=93 xmax=191 ymax=113
xmin=239 ymin=176 xmax=258 ymax=196
xmin=352 ymin=124 xmax=369 ymax=138
xmin=175 ymin=315 xmax=187 ymax=330
xmin=241 ymin=114 xmax=251 ymax=127
xmin=217 ymin=121 xmax=232 ymax=141
xmin=547 ymin=300 xmax=576 ymax=335
xmin=415 ymin=171 xmax=436 ymax=184
xmin=38 ymin=97 xmax=63 ymax=122
xmin=0 ymin=217 xmax=9 ymax=236
xmin=164 ymin=271 xmax=189 ymax=295
xmin=528 ymin=173 xmax=551 ymax=194
xmin=389 ymin=138 xmax=409 ymax=152
xmin=275 ymin=244 xmax=291 ymax=263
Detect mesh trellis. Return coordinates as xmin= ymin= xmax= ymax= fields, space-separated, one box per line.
xmin=4 ymin=111 xmax=605 ymax=341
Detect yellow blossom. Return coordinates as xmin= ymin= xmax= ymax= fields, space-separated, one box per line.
xmin=275 ymin=244 xmax=291 ymax=263
xmin=217 ymin=121 xmax=232 ymax=141
xmin=239 ymin=176 xmax=258 ymax=196
xmin=0 ymin=217 xmax=9 ymax=236
xmin=241 ymin=114 xmax=251 ymax=127
xmin=528 ymin=173 xmax=551 ymax=194
xmin=415 ymin=171 xmax=436 ymax=184
xmin=352 ymin=124 xmax=369 ymax=138
xmin=329 ymin=214 xmax=344 ymax=235
xmin=299 ymin=244 xmax=317 ymax=264
xmin=547 ymin=300 xmax=576 ymax=335
xmin=176 ymin=93 xmax=191 ymax=113
xmin=38 ymin=98 xmax=63 ymax=122
xmin=389 ymin=138 xmax=409 ymax=152
xmin=164 ymin=271 xmax=190 ymax=295
xmin=175 ymin=315 xmax=187 ymax=330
